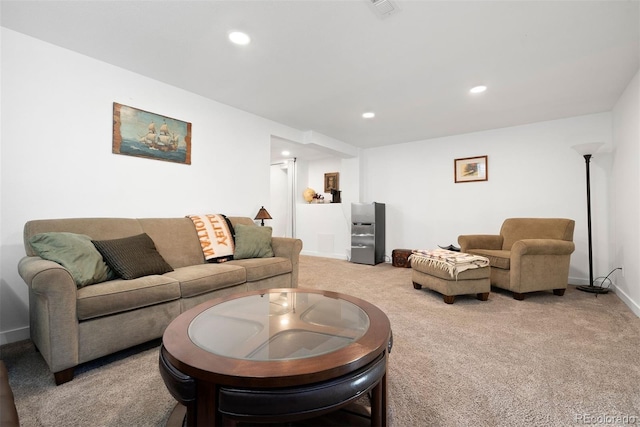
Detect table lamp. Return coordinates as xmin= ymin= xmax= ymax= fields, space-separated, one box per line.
xmin=254 ymin=206 xmax=272 ymax=226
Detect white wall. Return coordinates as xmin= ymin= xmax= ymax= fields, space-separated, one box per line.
xmin=359 ymin=113 xmax=613 ymax=286
xmin=270 ymin=164 xmax=289 ymax=237
xmin=0 ymin=29 xmax=306 ymax=344
xmin=611 ymin=70 xmax=640 ymax=316
xmin=296 ymin=157 xmax=352 ymax=259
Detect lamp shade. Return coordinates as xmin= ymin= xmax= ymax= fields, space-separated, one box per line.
xmin=254 ymin=206 xmax=272 ymax=221
xmin=254 ymin=206 xmax=272 ymax=226
xmin=572 ymin=142 xmax=605 ymax=156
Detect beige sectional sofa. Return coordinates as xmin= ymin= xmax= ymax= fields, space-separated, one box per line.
xmin=18 ymin=216 xmax=302 ymax=385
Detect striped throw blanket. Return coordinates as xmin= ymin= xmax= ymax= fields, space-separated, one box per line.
xmin=410 ymin=249 xmax=489 ymax=279
xmin=187 ymin=214 xmax=235 ymax=263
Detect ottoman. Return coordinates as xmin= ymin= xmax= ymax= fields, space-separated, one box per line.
xmin=411 ymin=251 xmax=490 ymax=304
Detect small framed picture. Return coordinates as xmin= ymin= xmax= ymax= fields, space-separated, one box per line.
xmin=324 ymin=172 xmax=339 ymax=193
xmin=454 ymin=156 xmax=488 ymax=183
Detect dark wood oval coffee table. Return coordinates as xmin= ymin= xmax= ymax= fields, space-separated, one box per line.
xmin=160 ymin=287 xmax=392 ymax=426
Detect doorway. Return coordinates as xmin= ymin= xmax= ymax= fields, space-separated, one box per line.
xmin=270 ymin=160 xmax=295 ymax=238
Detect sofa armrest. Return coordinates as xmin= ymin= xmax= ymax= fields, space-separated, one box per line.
xmin=458 ymin=234 xmax=503 ymax=252
xmin=271 ymin=237 xmax=303 ymax=259
xmin=511 ymin=239 xmax=575 ymax=256
xmin=271 ymin=237 xmax=303 ymax=287
xmin=17 ymin=257 xmax=79 ymax=374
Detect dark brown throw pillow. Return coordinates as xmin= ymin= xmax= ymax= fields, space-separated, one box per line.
xmin=92 ymin=233 xmax=173 ymax=280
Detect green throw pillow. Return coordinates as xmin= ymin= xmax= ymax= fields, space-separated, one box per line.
xmin=29 ymin=232 xmax=115 ymax=288
xmin=92 ymin=233 xmax=173 ymax=280
xmin=233 ymin=224 xmax=274 ymax=260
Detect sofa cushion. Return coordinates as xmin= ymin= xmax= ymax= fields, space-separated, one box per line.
xmin=93 ymin=233 xmax=174 ymax=280
xmin=227 ymin=257 xmax=292 ymax=282
xmin=234 ymin=225 xmax=274 ymax=259
xmin=76 ymin=275 xmax=181 ymax=320
xmin=165 ymin=264 xmax=247 ymax=298
xmin=29 ymin=232 xmax=115 ymax=287
xmin=23 ymin=218 xmax=144 ymax=257
xmin=138 ymin=218 xmax=206 ymax=269
xmin=467 ymin=249 xmax=511 ymax=270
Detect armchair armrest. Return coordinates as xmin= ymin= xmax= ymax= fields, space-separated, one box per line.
xmin=509 ymin=239 xmax=575 ymax=292
xmin=17 ymin=256 xmax=79 ymax=374
xmin=511 ymin=239 xmax=575 ymax=257
xmin=458 ymin=234 xmax=503 ymax=252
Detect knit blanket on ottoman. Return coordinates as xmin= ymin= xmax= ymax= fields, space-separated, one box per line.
xmin=410 ymin=249 xmax=489 ymax=279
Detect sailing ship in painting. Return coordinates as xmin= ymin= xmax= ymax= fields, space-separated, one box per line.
xmin=113 ymin=103 xmax=191 ymax=164
xmin=139 ymin=121 xmax=181 ymax=152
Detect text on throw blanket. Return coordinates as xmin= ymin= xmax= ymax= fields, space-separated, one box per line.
xmin=188 ymin=214 xmax=234 ymax=260
xmin=193 ymin=217 xmax=229 ymax=249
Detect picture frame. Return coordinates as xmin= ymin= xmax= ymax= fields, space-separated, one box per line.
xmin=112 ymin=102 xmax=192 ymax=165
xmin=324 ymin=172 xmax=340 ymax=193
xmin=454 ymin=155 xmax=488 ymax=183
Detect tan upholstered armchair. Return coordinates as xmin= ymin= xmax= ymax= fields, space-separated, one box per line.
xmin=458 ymin=218 xmax=575 ymax=300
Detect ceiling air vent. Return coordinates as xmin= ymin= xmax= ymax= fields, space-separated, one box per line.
xmin=369 ymin=0 xmax=398 ymax=18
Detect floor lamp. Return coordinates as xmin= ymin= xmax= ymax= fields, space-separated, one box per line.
xmin=572 ymin=142 xmax=607 ymax=294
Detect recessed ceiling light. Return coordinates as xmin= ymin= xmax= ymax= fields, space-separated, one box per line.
xmin=470 ymin=85 xmax=487 ymax=94
xmin=281 ymin=150 xmax=290 ymax=156
xmin=229 ymin=31 xmax=251 ymax=45
xmin=362 ymin=112 xmax=376 ymax=119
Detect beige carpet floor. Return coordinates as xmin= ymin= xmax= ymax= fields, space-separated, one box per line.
xmin=2 ymin=255 xmax=639 ymax=426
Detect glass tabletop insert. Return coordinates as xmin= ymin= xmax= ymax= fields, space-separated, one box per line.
xmin=188 ymin=290 xmax=370 ymax=361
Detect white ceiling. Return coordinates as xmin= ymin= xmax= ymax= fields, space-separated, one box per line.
xmin=2 ymin=0 xmax=639 ymax=158
xmin=270 ymin=136 xmax=341 ymax=165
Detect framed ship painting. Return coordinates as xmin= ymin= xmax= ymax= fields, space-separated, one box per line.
xmin=113 ymin=103 xmax=192 ymax=165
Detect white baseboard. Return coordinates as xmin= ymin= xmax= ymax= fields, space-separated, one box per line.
xmin=0 ymin=326 xmax=30 ymax=346
xmin=611 ymin=285 xmax=640 ymax=318
xmin=568 ymin=280 xmax=639 ymax=318
xmin=300 ymin=250 xmax=348 ymax=260
xmin=569 ymin=276 xmax=591 ymax=286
